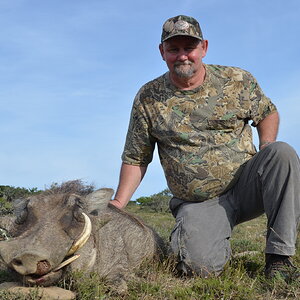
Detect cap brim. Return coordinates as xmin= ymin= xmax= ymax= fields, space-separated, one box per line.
xmin=161 ymin=33 xmax=203 ymax=42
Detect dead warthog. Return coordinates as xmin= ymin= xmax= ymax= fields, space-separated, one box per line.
xmin=0 ymin=181 xmax=166 ymax=293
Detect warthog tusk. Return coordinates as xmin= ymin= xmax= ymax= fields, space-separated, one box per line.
xmin=67 ymin=212 xmax=92 ymax=256
xmin=52 ymin=254 xmax=80 ymax=272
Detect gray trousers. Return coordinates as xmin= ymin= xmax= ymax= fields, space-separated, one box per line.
xmin=169 ymin=142 xmax=300 ymax=277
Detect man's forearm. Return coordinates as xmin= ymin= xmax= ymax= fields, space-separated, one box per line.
xmin=110 ymin=162 xmax=147 ymax=209
xmin=257 ymin=111 xmax=279 ymax=150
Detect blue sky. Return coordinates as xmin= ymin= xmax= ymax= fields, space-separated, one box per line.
xmin=0 ymin=0 xmax=299 ymax=200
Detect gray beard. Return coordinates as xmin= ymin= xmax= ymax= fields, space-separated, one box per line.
xmin=174 ymin=63 xmax=195 ymax=78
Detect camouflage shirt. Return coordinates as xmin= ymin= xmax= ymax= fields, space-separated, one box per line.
xmin=122 ymin=64 xmax=277 ymax=202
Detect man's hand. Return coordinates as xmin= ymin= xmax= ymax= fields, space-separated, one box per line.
xmin=110 ymin=199 xmax=123 ymax=209
xmin=111 ymin=163 xmax=147 ymax=209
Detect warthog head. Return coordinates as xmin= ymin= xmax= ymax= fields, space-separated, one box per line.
xmin=0 ymin=186 xmax=114 ymax=286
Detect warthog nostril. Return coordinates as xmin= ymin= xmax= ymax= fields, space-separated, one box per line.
xmin=12 ymin=259 xmax=23 ymax=266
xmin=36 ymin=260 xmax=51 ymax=275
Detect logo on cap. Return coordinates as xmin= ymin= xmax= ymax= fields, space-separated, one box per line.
xmin=174 ymin=20 xmax=190 ymax=31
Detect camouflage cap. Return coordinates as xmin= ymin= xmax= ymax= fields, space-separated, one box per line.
xmin=161 ymin=15 xmax=203 ymax=42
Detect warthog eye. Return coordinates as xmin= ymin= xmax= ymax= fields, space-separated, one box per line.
xmin=73 ymin=208 xmax=85 ymax=223
xmin=66 ymin=194 xmax=85 ymax=223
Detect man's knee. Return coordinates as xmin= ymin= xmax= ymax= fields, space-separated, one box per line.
xmin=266 ymin=142 xmax=298 ymax=162
xmin=170 ymin=215 xmax=231 ymax=277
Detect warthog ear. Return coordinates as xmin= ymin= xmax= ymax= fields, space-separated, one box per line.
xmin=13 ymin=199 xmax=29 ymax=225
xmin=85 ymin=188 xmax=114 ymax=214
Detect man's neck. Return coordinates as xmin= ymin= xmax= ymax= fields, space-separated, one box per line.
xmin=169 ymin=64 xmax=206 ymax=90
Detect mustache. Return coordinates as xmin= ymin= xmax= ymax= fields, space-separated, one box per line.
xmin=174 ymin=61 xmax=193 ymax=66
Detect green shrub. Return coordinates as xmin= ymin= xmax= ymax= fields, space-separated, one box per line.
xmin=136 ymin=188 xmax=172 ymax=213
xmin=0 ymin=185 xmax=40 ymax=203
xmin=0 ymin=198 xmax=13 ymax=215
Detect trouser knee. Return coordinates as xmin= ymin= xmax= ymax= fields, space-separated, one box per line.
xmin=265 ymin=142 xmax=299 ymax=163
xmin=170 ymin=210 xmax=231 ymax=277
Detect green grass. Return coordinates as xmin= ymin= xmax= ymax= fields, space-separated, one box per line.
xmin=1 ymin=210 xmax=299 ymax=299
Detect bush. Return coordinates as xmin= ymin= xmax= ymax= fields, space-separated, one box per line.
xmin=0 ymin=186 xmax=40 ymax=203
xmin=0 ymin=186 xmax=41 ymax=215
xmin=0 ymin=198 xmax=13 ymax=216
xmin=136 ymin=189 xmax=172 ymax=213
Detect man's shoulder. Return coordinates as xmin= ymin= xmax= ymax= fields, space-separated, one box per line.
xmin=135 ymin=73 xmax=168 ymax=102
xmin=139 ymin=73 xmax=167 ymax=91
xmin=206 ymin=64 xmax=254 ymax=82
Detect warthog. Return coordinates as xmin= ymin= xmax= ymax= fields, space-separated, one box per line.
xmin=0 ymin=181 xmax=165 ymax=293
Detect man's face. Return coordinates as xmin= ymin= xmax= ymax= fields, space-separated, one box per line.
xmin=159 ymin=36 xmax=208 ymax=78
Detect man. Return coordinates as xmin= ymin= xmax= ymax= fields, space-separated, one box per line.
xmin=111 ymin=15 xmax=300 ymax=280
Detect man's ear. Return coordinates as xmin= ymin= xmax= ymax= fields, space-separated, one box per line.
xmin=201 ymin=40 xmax=209 ymax=59
xmin=159 ymin=43 xmax=165 ymax=61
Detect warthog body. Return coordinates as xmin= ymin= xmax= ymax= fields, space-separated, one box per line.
xmin=0 ymin=183 xmax=165 ymax=292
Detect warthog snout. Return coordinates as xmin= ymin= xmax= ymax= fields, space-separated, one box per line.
xmin=11 ymin=253 xmax=51 ymax=276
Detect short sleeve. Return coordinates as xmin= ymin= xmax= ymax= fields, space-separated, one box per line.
xmin=121 ymin=92 xmax=156 ymax=166
xmin=248 ymin=75 xmax=277 ymax=126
